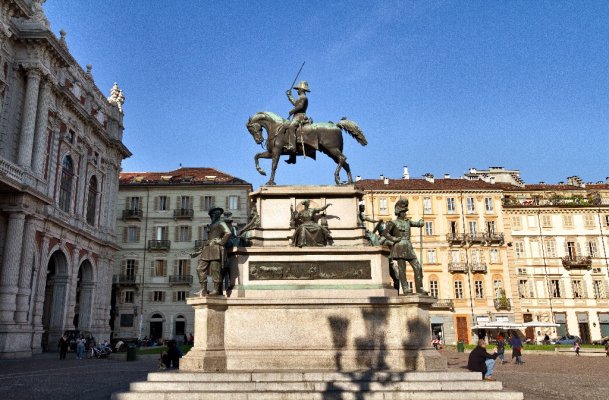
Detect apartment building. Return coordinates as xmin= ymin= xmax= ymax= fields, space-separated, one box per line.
xmin=112 ymin=168 xmax=251 ymax=341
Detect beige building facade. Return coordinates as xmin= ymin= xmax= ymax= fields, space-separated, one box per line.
xmin=113 ymin=168 xmax=251 ymax=342
xmin=0 ymin=1 xmax=130 ymax=357
xmin=356 ymin=174 xmax=514 ymax=345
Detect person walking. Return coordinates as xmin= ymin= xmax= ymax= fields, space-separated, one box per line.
xmin=76 ymin=337 xmax=85 ymax=359
xmin=509 ymin=333 xmax=524 ymax=364
xmin=467 ymin=339 xmax=499 ymax=381
xmin=574 ymin=339 xmax=580 ymax=356
xmin=58 ymin=334 xmax=69 ymax=360
xmin=496 ymin=335 xmax=506 ymax=364
xmin=604 ymin=341 xmax=609 ymax=357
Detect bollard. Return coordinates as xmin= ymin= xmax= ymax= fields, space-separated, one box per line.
xmin=457 ymin=340 xmax=464 ymax=352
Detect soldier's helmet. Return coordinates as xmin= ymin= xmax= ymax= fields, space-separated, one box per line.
xmin=293 ymin=81 xmax=310 ymax=92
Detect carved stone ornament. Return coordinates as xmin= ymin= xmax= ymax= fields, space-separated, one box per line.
xmin=249 ymin=261 xmax=371 ymax=280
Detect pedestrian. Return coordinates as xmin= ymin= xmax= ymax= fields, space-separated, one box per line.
xmin=574 ymin=340 xmax=580 ymax=356
xmin=604 ymin=341 xmax=609 ymax=357
xmin=496 ymin=335 xmax=506 ymax=364
xmin=467 ymin=339 xmax=498 ymax=381
xmin=509 ymin=333 xmax=524 ymax=364
xmin=76 ymin=336 xmax=85 ymax=359
xmin=58 ymin=334 xmax=69 ymax=360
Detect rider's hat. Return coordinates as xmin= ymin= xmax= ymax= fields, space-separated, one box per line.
xmin=293 ymin=81 xmax=310 ymax=92
xmin=208 ymin=206 xmax=224 ymax=217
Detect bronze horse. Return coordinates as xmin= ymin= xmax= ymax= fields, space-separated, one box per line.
xmin=246 ymin=112 xmax=367 ymax=185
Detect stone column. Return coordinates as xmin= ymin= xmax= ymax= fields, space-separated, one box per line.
xmin=75 ymin=150 xmax=88 ymax=217
xmin=0 ymin=212 xmax=26 ymax=322
xmin=77 ymin=282 xmax=94 ymax=330
xmin=46 ymin=123 xmax=61 ymax=198
xmin=15 ymin=218 xmax=38 ymax=323
xmin=31 ymin=78 xmax=51 ymax=176
xmin=17 ymin=67 xmax=42 ymax=168
xmin=32 ymin=235 xmax=50 ymax=328
xmin=66 ymin=247 xmax=81 ymax=328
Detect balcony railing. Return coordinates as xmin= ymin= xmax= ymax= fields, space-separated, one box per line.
xmin=148 ymin=240 xmax=171 ymax=250
xmin=484 ymin=232 xmax=504 ymax=245
xmin=446 ymin=233 xmax=466 ymax=246
xmin=0 ymin=156 xmax=24 ymax=184
xmin=470 ymin=263 xmax=487 ymax=273
xmin=448 ymin=262 xmax=468 ymax=273
xmin=466 ymin=233 xmax=485 ymax=245
xmin=112 ymin=274 xmax=137 ymax=285
xmin=122 ymin=209 xmax=143 ymax=220
xmin=561 ymin=256 xmax=592 ymax=270
xmin=173 ymin=208 xmax=194 ymax=219
xmin=430 ymin=298 xmax=454 ymax=311
xmin=169 ymin=275 xmax=193 ymax=285
xmin=494 ymin=298 xmax=511 ymax=311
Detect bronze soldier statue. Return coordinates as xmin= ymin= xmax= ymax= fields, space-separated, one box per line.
xmin=290 ymin=199 xmax=332 ymax=247
xmin=285 ymin=80 xmax=310 ymax=164
xmin=383 ymin=199 xmax=427 ymax=295
xmin=191 ymin=207 xmax=231 ymax=296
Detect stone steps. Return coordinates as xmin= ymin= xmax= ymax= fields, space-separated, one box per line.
xmin=111 ymin=371 xmax=524 ymax=400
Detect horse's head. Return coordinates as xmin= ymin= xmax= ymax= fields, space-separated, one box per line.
xmin=246 ymin=117 xmax=263 ymax=145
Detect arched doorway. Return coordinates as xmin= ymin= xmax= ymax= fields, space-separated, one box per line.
xmin=149 ymin=313 xmax=164 ymax=342
xmin=41 ymin=250 xmax=70 ymax=352
xmin=175 ymin=315 xmax=186 ymax=341
xmin=74 ymin=260 xmax=94 ymax=331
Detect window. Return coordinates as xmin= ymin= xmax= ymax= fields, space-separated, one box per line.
xmin=176 ymin=259 xmax=190 ymax=276
xmin=466 ymin=197 xmax=475 ymax=213
xmin=58 ymin=155 xmax=74 ymax=212
xmin=563 ymin=215 xmax=573 ymax=228
xmin=583 ymin=214 xmax=595 ymax=228
xmin=527 ymin=215 xmax=537 ymax=228
xmin=379 ymin=198 xmax=388 ymax=214
xmin=593 ymin=280 xmax=606 ymax=299
xmin=587 ymin=240 xmax=598 ymax=257
xmin=468 ymin=221 xmax=477 ymax=234
xmin=120 ymin=314 xmax=134 ymax=327
xmin=544 ymin=239 xmax=557 ymax=258
xmin=425 ymin=221 xmax=433 ymax=235
xmin=156 ymin=226 xmax=168 ymax=240
xmin=228 ymin=195 xmax=239 ymax=210
xmin=128 ymin=196 xmax=141 ymax=211
xmin=427 ymin=249 xmax=437 ymax=263
xmin=454 ymin=280 xmax=463 ymax=299
xmin=474 ymin=280 xmax=484 ymax=299
xmin=152 ymin=260 xmax=167 ymax=277
xmin=572 ymin=279 xmax=583 ymax=299
xmin=152 ymin=291 xmax=165 ymax=302
xmin=550 ymin=279 xmax=562 ymax=298
xmin=566 ymin=241 xmax=577 ymax=258
xmin=511 ymin=216 xmax=522 ymax=229
xmin=429 ymin=280 xmax=439 ymax=298
xmin=447 ymin=198 xmax=456 ymax=214
xmin=158 ymin=196 xmax=168 ymax=211
xmin=180 ymin=196 xmax=192 ymax=210
xmin=175 ymin=291 xmax=188 ymax=302
xmin=126 ymin=226 xmax=139 ymax=243
xmin=518 ymin=279 xmax=531 ymax=298
xmin=539 ymin=215 xmax=551 ymax=228
xmin=86 ymin=176 xmax=98 ymax=225
xmin=514 ymin=241 xmax=525 ymax=258
xmin=493 ymin=279 xmax=503 ymax=298
xmin=124 ymin=259 xmax=137 ymax=278
xmin=486 ymin=221 xmax=496 ymax=234
xmin=484 ymin=198 xmax=494 ymax=213
xmin=177 ymin=226 xmax=191 ymax=242
xmin=423 ymin=197 xmax=432 ymax=213
xmin=605 ymin=215 xmax=609 ymax=227
xmin=202 ymin=195 xmax=214 ymax=211
xmin=489 ymin=249 xmax=499 ymax=263
xmin=406 ymin=281 xmax=413 ymax=292
xmin=123 ymin=290 xmax=134 ymax=304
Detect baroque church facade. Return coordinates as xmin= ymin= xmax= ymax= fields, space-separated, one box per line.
xmin=0 ymin=0 xmax=130 ymax=357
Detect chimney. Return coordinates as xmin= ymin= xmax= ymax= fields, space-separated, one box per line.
xmin=606 ymin=177 xmax=609 ymax=184
xmin=380 ymin=174 xmax=384 ymax=180
xmin=355 ymin=176 xmax=361 ymax=182
xmin=469 ymin=167 xmax=477 ymax=174
xmin=402 ymin=166 xmax=410 ymax=180
xmin=424 ymin=173 xmax=434 ymax=183
xmin=444 ymin=173 xmax=450 ymax=179
xmin=383 ymin=177 xmax=389 ymax=185
xmin=490 ymin=176 xmax=496 ymax=184
xmin=539 ymin=181 xmax=545 ymax=184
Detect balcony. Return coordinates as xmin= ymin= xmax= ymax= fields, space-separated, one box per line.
xmin=470 ymin=263 xmax=487 ymax=273
xmin=112 ymin=274 xmax=137 ymax=285
xmin=448 ymin=262 xmax=468 ymax=273
xmin=430 ymin=298 xmax=454 ymax=311
xmin=561 ymin=256 xmax=592 ymax=270
xmin=148 ymin=240 xmax=171 ymax=251
xmin=446 ymin=233 xmax=466 ymax=246
xmin=484 ymin=232 xmax=504 ymax=246
xmin=169 ymin=275 xmax=193 ymax=285
xmin=466 ymin=233 xmax=485 ymax=245
xmin=173 ymin=208 xmax=194 ymax=219
xmin=122 ymin=209 xmax=143 ymax=220
xmin=493 ymin=298 xmax=511 ymax=311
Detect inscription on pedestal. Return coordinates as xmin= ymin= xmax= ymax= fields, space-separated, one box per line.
xmin=249 ymin=261 xmax=371 ymax=280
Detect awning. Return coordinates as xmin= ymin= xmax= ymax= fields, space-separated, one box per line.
xmin=471 ymin=322 xmax=524 ymax=330
xmin=523 ymin=322 xmax=559 ymax=328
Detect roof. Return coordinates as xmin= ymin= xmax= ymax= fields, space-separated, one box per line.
xmin=119 ymin=167 xmax=251 ymax=186
xmin=355 ymin=178 xmax=510 ymax=191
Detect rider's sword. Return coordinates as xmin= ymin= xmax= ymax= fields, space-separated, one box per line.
xmin=287 ymin=62 xmax=307 ymax=157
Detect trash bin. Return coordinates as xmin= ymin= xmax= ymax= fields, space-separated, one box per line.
xmin=457 ymin=340 xmax=464 ymax=353
xmin=126 ymin=344 xmax=137 ymax=361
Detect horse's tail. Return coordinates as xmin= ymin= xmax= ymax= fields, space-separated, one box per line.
xmin=337 ymin=118 xmax=367 ymax=146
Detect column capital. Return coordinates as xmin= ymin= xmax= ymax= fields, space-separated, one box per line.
xmin=19 ymin=63 xmax=44 ymax=79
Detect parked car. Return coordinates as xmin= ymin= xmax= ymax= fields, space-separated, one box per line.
xmin=592 ymin=336 xmax=609 ymax=345
xmin=552 ymin=335 xmax=581 ymax=345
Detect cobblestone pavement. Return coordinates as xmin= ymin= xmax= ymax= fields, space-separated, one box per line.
xmin=445 ymin=349 xmax=609 ymax=400
xmin=1 ymin=350 xmax=608 ymax=399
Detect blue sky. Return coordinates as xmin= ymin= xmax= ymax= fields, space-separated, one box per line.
xmin=44 ymin=1 xmax=609 ymax=187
